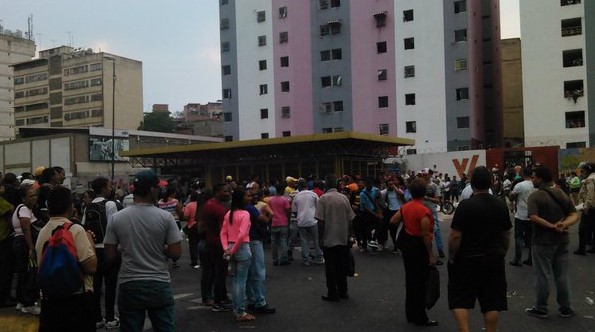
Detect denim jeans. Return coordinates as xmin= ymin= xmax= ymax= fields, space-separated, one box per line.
xmin=531 ymin=243 xmax=571 ymax=313
xmin=118 ymin=280 xmax=175 ymax=332
xmin=271 ymin=227 xmax=289 ymax=264
xmin=93 ymin=248 xmax=120 ymax=322
xmin=247 ymin=240 xmax=267 ymax=308
xmin=299 ymin=225 xmax=323 ymax=263
xmin=12 ymin=235 xmax=38 ymax=307
xmin=230 ymin=243 xmax=251 ymax=315
xmin=432 ymin=209 xmax=444 ymax=251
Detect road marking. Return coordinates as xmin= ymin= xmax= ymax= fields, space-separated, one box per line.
xmin=173 ymin=293 xmax=194 ymax=300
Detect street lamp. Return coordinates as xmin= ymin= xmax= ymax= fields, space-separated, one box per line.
xmin=103 ymin=55 xmax=116 ymax=184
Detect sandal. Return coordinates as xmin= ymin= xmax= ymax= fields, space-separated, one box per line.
xmin=235 ymin=312 xmax=256 ymax=322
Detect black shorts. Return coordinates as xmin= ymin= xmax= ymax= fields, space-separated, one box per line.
xmin=447 ymin=255 xmax=507 ymax=312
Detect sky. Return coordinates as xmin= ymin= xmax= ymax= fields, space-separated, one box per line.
xmin=2 ymin=0 xmax=520 ymax=114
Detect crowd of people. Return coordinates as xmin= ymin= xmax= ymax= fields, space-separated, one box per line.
xmin=0 ymin=161 xmax=592 ymax=331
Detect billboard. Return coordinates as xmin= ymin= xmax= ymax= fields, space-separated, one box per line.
xmin=89 ymin=136 xmax=129 ymax=162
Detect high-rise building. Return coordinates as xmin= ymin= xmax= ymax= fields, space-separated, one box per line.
xmin=501 ymin=38 xmax=524 ymax=147
xmin=12 ymin=46 xmax=143 ymax=136
xmin=0 ymin=29 xmax=35 ymax=140
xmin=219 ymin=0 xmax=502 ymax=153
xmin=521 ymin=0 xmax=594 ymax=148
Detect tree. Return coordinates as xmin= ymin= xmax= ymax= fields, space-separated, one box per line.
xmin=138 ymin=111 xmax=175 ymax=133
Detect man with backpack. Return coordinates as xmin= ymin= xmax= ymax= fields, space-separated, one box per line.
xmin=83 ymin=177 xmax=121 ymax=329
xmin=36 ymin=186 xmax=97 ymax=331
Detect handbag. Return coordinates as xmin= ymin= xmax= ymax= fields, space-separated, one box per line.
xmin=425 ymin=265 xmax=440 ymax=309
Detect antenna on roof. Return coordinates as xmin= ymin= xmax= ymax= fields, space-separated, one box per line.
xmin=26 ymin=14 xmax=34 ymax=40
xmin=65 ymin=31 xmax=75 ymax=47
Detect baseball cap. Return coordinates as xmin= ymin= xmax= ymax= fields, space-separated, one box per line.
xmin=225 ymin=175 xmax=234 ymax=182
xmin=286 ymin=176 xmax=297 ymax=183
xmin=34 ymin=166 xmax=45 ymax=177
xmin=134 ymin=170 xmax=160 ymax=189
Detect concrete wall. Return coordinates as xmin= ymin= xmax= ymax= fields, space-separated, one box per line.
xmin=402 ymin=149 xmax=487 ymax=179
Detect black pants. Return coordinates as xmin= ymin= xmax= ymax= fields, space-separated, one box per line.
xmin=0 ymin=235 xmax=15 ymax=303
xmin=203 ymin=243 xmax=228 ymax=303
xmin=12 ymin=236 xmax=37 ymax=307
xmin=323 ymin=245 xmax=349 ymax=298
xmin=379 ymin=210 xmax=399 ymax=247
xmin=39 ymin=292 xmax=95 ymax=332
xmin=578 ymin=210 xmax=595 ymax=251
xmin=93 ymin=248 xmax=120 ymax=322
xmin=187 ymin=225 xmax=199 ymax=266
xmin=401 ymin=234 xmax=429 ymax=324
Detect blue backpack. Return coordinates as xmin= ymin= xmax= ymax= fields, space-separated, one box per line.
xmin=38 ymin=222 xmax=84 ymax=300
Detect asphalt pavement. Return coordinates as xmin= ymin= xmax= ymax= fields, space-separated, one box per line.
xmin=2 ymin=212 xmax=595 ymax=332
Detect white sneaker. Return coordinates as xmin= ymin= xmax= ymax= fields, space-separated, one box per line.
xmin=15 ymin=303 xmax=24 ymax=311
xmin=96 ymin=319 xmax=106 ymax=329
xmin=21 ymin=305 xmax=41 ymax=315
xmin=106 ymin=317 xmax=120 ymax=329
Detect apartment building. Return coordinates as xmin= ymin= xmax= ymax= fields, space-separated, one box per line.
xmin=0 ymin=29 xmax=35 ymax=140
xmin=501 ymin=38 xmax=524 ymax=147
xmin=12 ymin=46 xmax=143 ymax=136
xmin=521 ymin=0 xmax=595 ymax=147
xmin=219 ymin=0 xmax=502 ymax=153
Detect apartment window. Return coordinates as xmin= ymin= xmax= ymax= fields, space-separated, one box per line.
xmin=280 ymin=56 xmax=289 ymax=67
xmin=321 ymin=76 xmax=342 ymax=87
xmin=261 ymin=133 xmax=269 ymax=139
xmin=281 ymin=81 xmax=290 ymax=92
xmin=563 ymin=49 xmax=583 ymax=67
xmin=378 ymin=69 xmax=388 ymax=81
xmin=91 ymin=109 xmax=103 ymax=117
xmin=456 ymin=88 xmax=469 ymax=100
xmin=378 ymin=96 xmax=389 ymax=108
xmin=403 ymin=9 xmax=414 ymax=22
xmin=257 ymin=11 xmax=266 ymax=23
xmin=319 ymin=0 xmax=329 ymax=9
xmin=221 ymin=42 xmax=230 ymax=52
xmin=64 ymin=80 xmax=88 ymax=90
xmin=223 ymin=88 xmax=232 ymax=99
xmin=405 ymin=93 xmax=416 ymax=105
xmin=564 ymin=80 xmax=583 ymax=102
xmin=322 ymin=128 xmax=333 ymax=134
xmin=377 ymin=41 xmax=388 ymax=53
xmin=64 ymin=65 xmax=87 ymax=76
xmin=222 ymin=65 xmax=231 ymax=75
xmin=379 ymin=123 xmax=389 ymax=135
xmin=321 ymin=76 xmax=332 ymax=87
xmin=281 ymin=106 xmax=291 ymax=118
xmin=90 ymin=78 xmax=102 ymax=86
xmin=565 ymin=111 xmax=585 ymax=128
xmin=406 ymin=149 xmax=417 ymax=155
xmin=220 ymin=18 xmax=230 ymax=30
xmin=14 ymin=77 xmax=24 ymax=85
xmin=260 ymin=108 xmax=269 ymax=119
xmin=259 ymin=84 xmax=268 ymax=95
xmin=404 ymin=37 xmax=414 ymax=50
xmin=258 ymin=35 xmax=267 ymax=46
xmin=259 ymin=60 xmax=267 ymax=70
xmin=279 ymin=31 xmax=288 ymax=43
xmin=64 ymin=95 xmax=89 ymax=105
xmin=561 ymin=18 xmax=582 ymax=37
xmin=406 ymin=121 xmax=416 ymax=133
xmin=567 ymin=141 xmax=586 ymax=148
xmin=374 ymin=11 xmax=387 ymax=27
xmin=333 ymin=101 xmax=344 ymax=112
xmin=90 ymin=93 xmax=103 ymax=102
xmin=279 ymin=6 xmax=288 ymax=18
xmin=282 ymin=131 xmax=291 ymax=137
xmin=14 ymin=91 xmax=24 ymax=99
xmin=15 ymin=119 xmax=25 ymax=126
xmin=320 ymin=25 xmax=330 ymax=36
xmin=224 ymin=136 xmax=233 ymax=142
xmin=457 ymin=116 xmax=470 ymax=128
xmin=561 ymin=0 xmax=581 ymax=6
xmin=454 ymin=58 xmax=468 ymax=71
xmin=457 ymin=146 xmax=470 ymax=151
xmin=329 ymin=21 xmax=341 ymax=34
xmin=90 ymin=63 xmax=102 ymax=71
xmin=331 ymin=0 xmax=340 ymax=7
xmin=220 ymin=0 xmax=228 ymax=4
xmin=404 ymin=66 xmax=415 ymax=78
xmin=223 ymin=112 xmax=232 ymax=122
xmin=322 ymin=102 xmax=333 ymax=113
xmin=454 ymin=0 xmax=467 ymax=13
xmin=455 ymin=29 xmax=467 ymax=42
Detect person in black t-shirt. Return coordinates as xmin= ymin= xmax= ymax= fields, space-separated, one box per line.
xmin=448 ymin=166 xmax=512 ymax=332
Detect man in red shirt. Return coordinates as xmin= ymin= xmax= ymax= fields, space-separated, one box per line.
xmin=201 ymin=183 xmax=231 ymax=312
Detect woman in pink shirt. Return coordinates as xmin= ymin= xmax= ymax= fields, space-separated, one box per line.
xmin=220 ymin=189 xmax=254 ymax=322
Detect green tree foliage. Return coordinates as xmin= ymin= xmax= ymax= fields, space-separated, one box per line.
xmin=138 ymin=111 xmax=175 ymax=133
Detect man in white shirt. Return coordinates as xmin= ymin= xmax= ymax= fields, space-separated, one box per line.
xmin=509 ymin=167 xmax=537 ymax=266
xmin=293 ymin=179 xmax=323 ymax=265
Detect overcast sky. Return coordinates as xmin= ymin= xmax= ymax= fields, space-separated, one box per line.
xmin=2 ymin=0 xmax=520 ymax=113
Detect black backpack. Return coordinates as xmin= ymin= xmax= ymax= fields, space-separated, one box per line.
xmin=84 ymin=199 xmax=108 ymax=243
